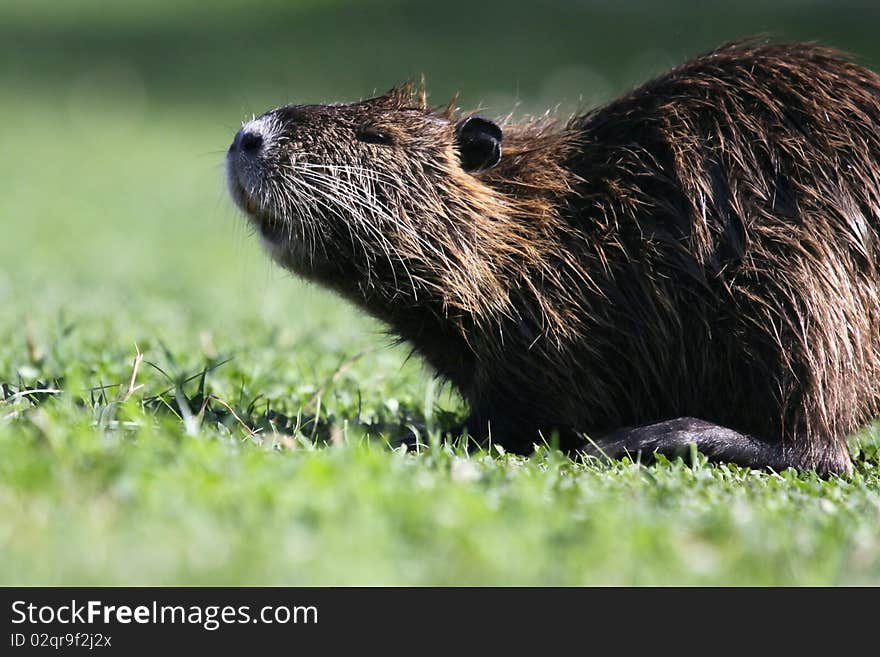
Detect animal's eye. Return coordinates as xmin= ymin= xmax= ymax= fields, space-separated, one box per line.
xmin=357 ymin=128 xmax=393 ymax=145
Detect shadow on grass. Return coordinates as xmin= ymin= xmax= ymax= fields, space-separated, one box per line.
xmin=131 ymin=354 xmax=465 ymax=449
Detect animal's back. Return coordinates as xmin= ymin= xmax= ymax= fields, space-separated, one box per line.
xmin=554 ymin=41 xmax=880 ymax=472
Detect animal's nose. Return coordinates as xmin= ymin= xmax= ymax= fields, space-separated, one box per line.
xmin=231 ymin=129 xmax=263 ymax=155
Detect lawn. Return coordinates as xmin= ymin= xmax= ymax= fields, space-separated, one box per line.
xmin=1 ymin=0 xmax=879 ymax=585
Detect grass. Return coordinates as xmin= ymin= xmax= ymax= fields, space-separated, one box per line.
xmin=1 ymin=0 xmax=879 ymax=585
xmin=3 ymin=366 xmax=879 ymax=585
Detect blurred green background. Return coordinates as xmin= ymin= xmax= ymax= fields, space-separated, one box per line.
xmin=3 ymin=0 xmax=880 ymax=332
xmin=1 ymin=1 xmax=879 ymax=585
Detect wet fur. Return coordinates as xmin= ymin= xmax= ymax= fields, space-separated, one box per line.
xmin=228 ymin=40 xmax=880 ymax=475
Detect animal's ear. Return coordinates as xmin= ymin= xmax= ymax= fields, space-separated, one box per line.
xmin=454 ymin=116 xmax=502 ymax=172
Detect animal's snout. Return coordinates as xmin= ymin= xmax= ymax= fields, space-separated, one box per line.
xmin=230 ymin=128 xmax=264 ymax=155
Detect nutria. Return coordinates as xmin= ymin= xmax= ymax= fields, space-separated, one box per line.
xmin=226 ymin=39 xmax=880 ymax=476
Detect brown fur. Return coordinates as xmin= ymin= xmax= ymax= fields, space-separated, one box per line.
xmin=227 ymin=39 xmax=880 ymax=475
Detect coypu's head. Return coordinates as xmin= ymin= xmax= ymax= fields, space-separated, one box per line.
xmin=227 ymin=83 xmax=573 ymax=325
